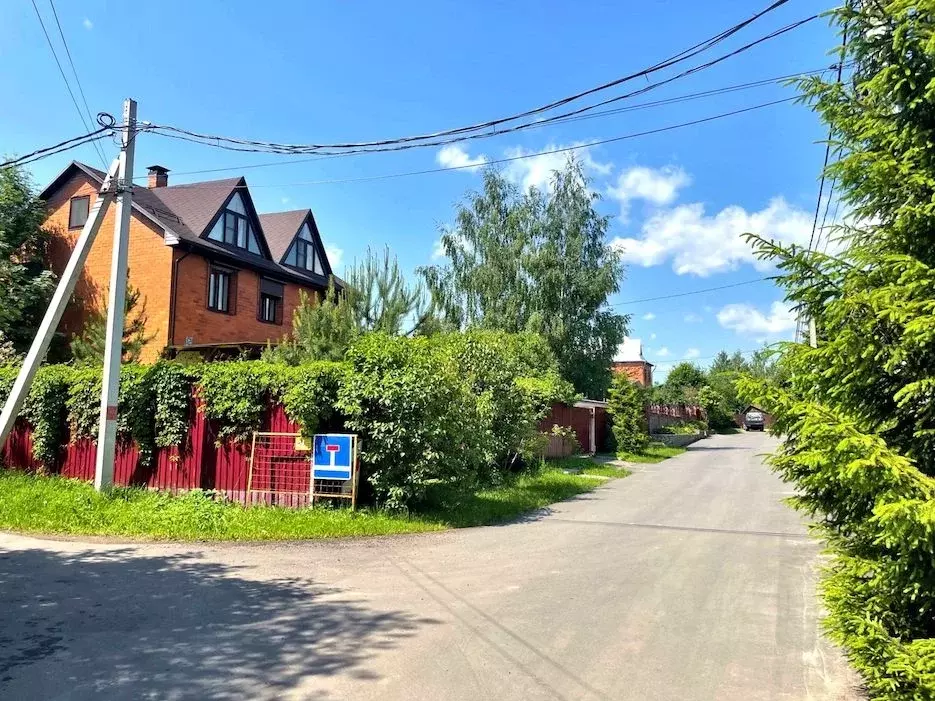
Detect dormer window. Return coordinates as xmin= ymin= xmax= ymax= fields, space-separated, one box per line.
xmin=207 ymin=192 xmax=261 ymax=254
xmin=284 ymin=223 xmax=324 ymax=274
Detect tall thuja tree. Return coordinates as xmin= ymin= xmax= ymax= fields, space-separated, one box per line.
xmin=422 ymin=157 xmax=627 ymax=398
xmin=71 ymin=278 xmax=154 ymax=365
xmin=0 ymin=164 xmax=55 ymax=352
xmin=741 ymin=3 xmax=935 ymax=697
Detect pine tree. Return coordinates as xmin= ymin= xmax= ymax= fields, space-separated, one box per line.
xmin=70 ymin=279 xmax=153 ymax=365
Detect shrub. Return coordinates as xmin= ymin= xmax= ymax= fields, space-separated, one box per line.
xmin=196 ymin=361 xmax=283 ymax=443
xmin=337 ymin=333 xmax=481 ymax=509
xmin=279 ymin=361 xmax=347 ymax=435
xmin=606 ymin=373 xmax=648 ymax=455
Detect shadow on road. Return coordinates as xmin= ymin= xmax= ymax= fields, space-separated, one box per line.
xmin=0 ymin=546 xmax=439 ymax=699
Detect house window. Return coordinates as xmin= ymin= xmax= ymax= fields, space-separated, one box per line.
xmin=284 ymin=223 xmax=324 ymax=274
xmin=207 ymin=268 xmax=234 ymax=313
xmin=206 ymin=192 xmax=262 ymax=253
xmin=258 ymin=279 xmax=284 ymax=324
xmin=69 ymin=196 xmax=90 ymax=229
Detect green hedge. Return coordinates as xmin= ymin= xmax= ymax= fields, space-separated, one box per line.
xmin=0 ymin=331 xmax=573 ymax=508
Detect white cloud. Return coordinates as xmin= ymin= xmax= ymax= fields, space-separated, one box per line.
xmin=653 ymin=346 xmax=670 ymax=358
xmin=684 ymin=348 xmax=700 ymax=359
xmin=610 ymin=196 xmax=813 ymax=277
xmin=650 ymin=333 xmax=657 ymax=340
xmin=683 ymin=312 xmax=703 ymax=323
xmin=641 ymin=312 xmax=655 ymax=321
xmin=280 ymin=196 xmax=290 ymax=205
xmin=83 ymin=18 xmax=93 ymax=30
xmin=607 ymin=165 xmax=690 ymax=222
xmin=436 ymin=145 xmax=487 ymax=172
xmin=431 ymin=238 xmax=446 ymax=260
xmin=717 ymin=301 xmax=795 ymax=336
xmin=324 ymin=243 xmax=343 ymax=271
xmin=504 ymin=142 xmax=612 ymax=192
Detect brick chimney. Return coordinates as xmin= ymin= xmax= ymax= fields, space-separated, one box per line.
xmin=147 ymin=165 xmax=169 ymax=188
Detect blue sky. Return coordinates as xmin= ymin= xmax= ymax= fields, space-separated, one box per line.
xmin=1 ymin=0 xmax=837 ymax=378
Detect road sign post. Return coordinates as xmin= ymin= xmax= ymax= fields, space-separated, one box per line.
xmin=311 ymin=433 xmax=359 ymax=508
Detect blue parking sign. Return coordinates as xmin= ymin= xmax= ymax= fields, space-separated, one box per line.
xmin=313 ymin=434 xmax=353 ymax=480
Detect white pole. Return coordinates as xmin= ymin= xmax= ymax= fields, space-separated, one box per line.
xmin=808 ymin=317 xmax=818 ymax=349
xmin=94 ymin=98 xmax=137 ymax=491
xmin=0 ymin=160 xmax=119 ymax=449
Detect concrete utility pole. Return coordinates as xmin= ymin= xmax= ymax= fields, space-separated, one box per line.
xmin=808 ymin=317 xmax=818 ymax=349
xmin=0 ymin=161 xmax=119 ymax=450
xmin=94 ymin=98 xmax=137 ymax=490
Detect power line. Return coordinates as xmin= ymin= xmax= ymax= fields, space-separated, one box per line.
xmin=29 ymin=0 xmax=106 ymax=169
xmin=138 ymin=67 xmax=829 ymax=182
xmin=611 ymin=278 xmax=771 ymax=307
xmin=142 ymin=3 xmax=813 ymax=157
xmin=150 ymin=96 xmax=798 ymax=191
xmin=46 ymin=0 xmax=107 ymax=166
xmin=0 ymin=127 xmax=111 ymax=170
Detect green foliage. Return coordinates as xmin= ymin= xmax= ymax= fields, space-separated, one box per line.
xmin=606 ymin=372 xmax=648 ymax=455
xmin=263 ymin=285 xmax=358 ymax=365
xmin=736 ymin=4 xmax=935 ymax=697
xmin=70 ymin=278 xmax=154 ymax=365
xmin=150 ymin=362 xmax=195 ymax=448
xmin=654 ymin=362 xmax=707 ymax=404
xmin=653 ymin=420 xmax=704 ymax=436
xmin=22 ymin=365 xmax=71 ymax=466
xmin=196 ymin=361 xmax=282 ymax=443
xmin=345 ymin=246 xmax=439 ymax=335
xmin=697 ymin=385 xmax=735 ymax=432
xmin=337 ymin=333 xmax=481 ymax=509
xmin=616 ymin=443 xmax=686 ymax=464
xmin=421 ymin=158 xmax=628 ymax=399
xmin=0 ymin=165 xmax=55 ymax=352
xmin=279 ymin=361 xmax=347 ymax=436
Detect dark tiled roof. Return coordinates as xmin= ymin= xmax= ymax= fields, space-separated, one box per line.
xmin=51 ymin=162 xmax=334 ymax=290
xmin=258 ymin=210 xmax=309 ymax=262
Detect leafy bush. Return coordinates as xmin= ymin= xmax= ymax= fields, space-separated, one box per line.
xmin=653 ymin=421 xmax=701 ymax=436
xmin=279 ymin=361 xmax=347 ymax=435
xmin=337 ymin=333 xmax=481 ymax=509
xmin=606 ymin=373 xmax=648 ymax=455
xmin=697 ymin=385 xmax=735 ymax=432
xmin=22 ymin=365 xmax=71 ymax=466
xmin=196 ymin=361 xmax=283 ymax=443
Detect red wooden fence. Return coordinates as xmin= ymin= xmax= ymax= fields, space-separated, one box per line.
xmin=0 ymin=395 xmax=304 ymax=504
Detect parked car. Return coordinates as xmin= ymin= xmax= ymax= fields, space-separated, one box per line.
xmin=743 ymin=409 xmax=765 ymax=431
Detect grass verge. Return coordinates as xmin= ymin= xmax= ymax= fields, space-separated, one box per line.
xmin=616 ymin=444 xmax=687 ymax=464
xmin=0 ymin=466 xmax=620 ymax=541
xmin=545 ymin=456 xmax=633 ymax=479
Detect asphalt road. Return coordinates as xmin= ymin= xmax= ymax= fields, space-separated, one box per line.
xmin=0 ymin=432 xmax=861 ymax=700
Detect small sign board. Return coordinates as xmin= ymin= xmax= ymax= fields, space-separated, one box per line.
xmin=312 ymin=434 xmax=354 ymax=480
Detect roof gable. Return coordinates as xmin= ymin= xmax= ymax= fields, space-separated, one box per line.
xmin=259 ymin=210 xmax=309 ymax=262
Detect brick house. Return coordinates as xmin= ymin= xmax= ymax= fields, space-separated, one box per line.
xmin=611 ymin=337 xmax=653 ymax=387
xmin=40 ymin=162 xmax=337 ymax=362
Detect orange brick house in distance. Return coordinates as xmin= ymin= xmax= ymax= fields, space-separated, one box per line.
xmin=41 ymin=162 xmax=337 ymax=362
xmin=611 ymin=337 xmax=653 ymax=387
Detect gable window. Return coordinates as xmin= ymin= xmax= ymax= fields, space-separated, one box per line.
xmin=206 ymin=192 xmax=262 ymax=254
xmin=284 ymin=223 xmax=324 ymax=274
xmin=258 ymin=279 xmax=284 ymax=325
xmin=69 ymin=195 xmax=90 ymax=229
xmin=207 ymin=267 xmax=235 ymax=313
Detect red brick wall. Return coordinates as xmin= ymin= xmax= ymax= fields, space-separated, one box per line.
xmin=44 ymin=172 xmax=173 ymax=363
xmin=170 ymin=251 xmax=319 ymax=347
xmin=612 ymin=361 xmax=653 ymax=387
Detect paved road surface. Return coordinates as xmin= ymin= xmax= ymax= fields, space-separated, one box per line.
xmin=0 ymin=432 xmax=861 ymax=700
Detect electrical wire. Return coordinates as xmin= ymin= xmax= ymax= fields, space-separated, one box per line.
xmin=29 ymin=0 xmax=106 ymax=169
xmin=151 ymin=96 xmax=797 ymax=190
xmin=610 ymin=278 xmax=770 ymax=307
xmin=46 ymin=0 xmax=107 ymax=167
xmin=137 ymin=66 xmax=830 ymax=182
xmin=0 ymin=127 xmax=112 ymax=170
xmin=141 ymin=3 xmax=813 ymax=157
xmin=652 ymin=348 xmax=764 ymax=365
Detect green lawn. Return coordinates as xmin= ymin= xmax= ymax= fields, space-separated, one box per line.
xmin=616 ymin=444 xmax=687 ymax=463
xmin=0 ymin=466 xmax=621 ymax=541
